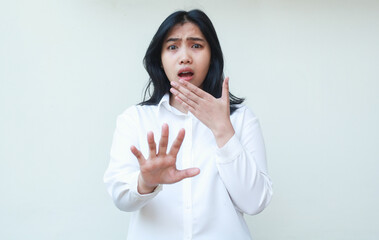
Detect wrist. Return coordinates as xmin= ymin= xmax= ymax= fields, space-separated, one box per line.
xmin=212 ymin=122 xmax=235 ymax=148
xmin=137 ymin=174 xmax=158 ymax=194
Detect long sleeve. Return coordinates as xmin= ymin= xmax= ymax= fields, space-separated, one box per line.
xmin=215 ymin=107 xmax=273 ymax=215
xmin=104 ymin=98 xmax=270 ymax=239
xmin=103 ymin=106 xmax=162 ymax=212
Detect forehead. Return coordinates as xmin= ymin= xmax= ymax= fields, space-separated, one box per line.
xmin=165 ymin=22 xmax=206 ymax=40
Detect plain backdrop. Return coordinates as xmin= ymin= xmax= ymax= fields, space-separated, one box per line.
xmin=1 ymin=0 xmax=378 ymax=239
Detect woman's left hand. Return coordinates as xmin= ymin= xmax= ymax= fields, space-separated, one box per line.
xmin=170 ymin=77 xmax=235 ymax=148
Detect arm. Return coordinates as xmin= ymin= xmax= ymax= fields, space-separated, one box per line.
xmin=170 ymin=77 xmax=273 ymax=215
xmin=215 ymin=108 xmax=273 ymax=215
xmin=104 ymin=107 xmax=199 ymax=212
xmin=103 ymin=107 xmax=158 ymax=212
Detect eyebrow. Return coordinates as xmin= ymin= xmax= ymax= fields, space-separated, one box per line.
xmin=166 ymin=37 xmax=205 ymax=42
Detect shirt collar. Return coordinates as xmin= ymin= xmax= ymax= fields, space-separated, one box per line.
xmin=157 ymin=93 xmax=188 ymax=116
xmin=157 ymin=93 xmax=171 ymax=113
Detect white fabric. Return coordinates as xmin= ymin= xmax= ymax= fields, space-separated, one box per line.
xmin=104 ymin=93 xmax=273 ymax=240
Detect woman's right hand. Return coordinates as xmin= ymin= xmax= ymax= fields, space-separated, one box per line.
xmin=130 ymin=123 xmax=200 ymax=194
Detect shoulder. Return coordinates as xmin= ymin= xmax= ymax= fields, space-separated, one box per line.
xmin=118 ymin=104 xmax=158 ymax=122
xmin=114 ymin=104 xmax=157 ymax=134
xmin=231 ymin=104 xmax=258 ymax=121
xmin=231 ymin=105 xmax=264 ymax=138
xmin=118 ymin=105 xmax=138 ymax=121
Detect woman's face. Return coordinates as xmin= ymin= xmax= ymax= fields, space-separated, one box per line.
xmin=161 ymin=22 xmax=211 ymax=88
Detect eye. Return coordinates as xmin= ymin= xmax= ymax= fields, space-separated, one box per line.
xmin=192 ymin=44 xmax=202 ymax=49
xmin=168 ymin=45 xmax=177 ymax=50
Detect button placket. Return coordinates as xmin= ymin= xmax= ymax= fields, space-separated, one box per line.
xmin=182 ymin=114 xmax=193 ymax=240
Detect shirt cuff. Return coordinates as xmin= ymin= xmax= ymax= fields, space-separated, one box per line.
xmin=215 ymin=134 xmax=244 ymax=164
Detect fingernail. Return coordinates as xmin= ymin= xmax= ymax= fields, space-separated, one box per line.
xmin=171 ymin=81 xmax=177 ymax=87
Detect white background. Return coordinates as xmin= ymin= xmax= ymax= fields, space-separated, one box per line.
xmin=1 ymin=0 xmax=378 ymax=239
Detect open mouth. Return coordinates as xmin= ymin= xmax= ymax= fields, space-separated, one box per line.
xmin=178 ymin=71 xmax=194 ymax=78
xmin=177 ymin=68 xmax=194 ymax=81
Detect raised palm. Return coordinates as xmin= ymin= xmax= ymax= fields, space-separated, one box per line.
xmin=130 ymin=124 xmax=200 ymax=194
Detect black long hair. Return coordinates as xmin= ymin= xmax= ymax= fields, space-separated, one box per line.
xmin=140 ymin=9 xmax=244 ymax=114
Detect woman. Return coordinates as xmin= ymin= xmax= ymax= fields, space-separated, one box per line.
xmin=104 ymin=9 xmax=273 ymax=240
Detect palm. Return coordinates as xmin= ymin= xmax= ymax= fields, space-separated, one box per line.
xmin=140 ymin=154 xmax=182 ymax=185
xmin=130 ymin=124 xmax=200 ymax=194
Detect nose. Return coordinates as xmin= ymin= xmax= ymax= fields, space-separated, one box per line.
xmin=180 ymin=49 xmax=192 ymax=64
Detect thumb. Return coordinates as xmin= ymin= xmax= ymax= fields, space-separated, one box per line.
xmin=173 ymin=168 xmax=200 ymax=182
xmin=221 ymin=77 xmax=230 ymax=102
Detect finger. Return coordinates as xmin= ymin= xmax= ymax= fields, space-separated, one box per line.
xmin=168 ymin=128 xmax=185 ymax=157
xmin=177 ymin=79 xmax=208 ymax=98
xmin=147 ymin=131 xmax=157 ymax=159
xmin=222 ymin=76 xmax=230 ymax=102
xmin=171 ymin=80 xmax=210 ymax=103
xmin=158 ymin=123 xmax=169 ymax=156
xmin=173 ymin=95 xmax=196 ymax=113
xmin=130 ymin=145 xmax=146 ymax=166
xmin=170 ymin=86 xmax=198 ymax=108
xmin=172 ymin=168 xmax=200 ymax=182
xmin=179 ymin=79 xmax=214 ymax=101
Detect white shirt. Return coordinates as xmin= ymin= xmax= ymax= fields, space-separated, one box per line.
xmin=104 ymin=94 xmax=273 ymax=240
